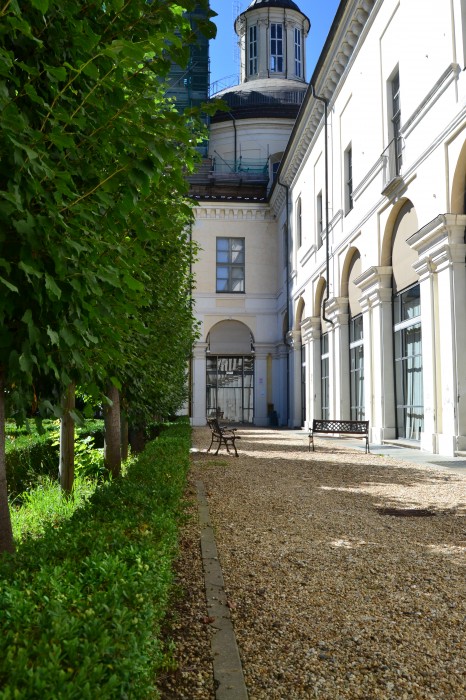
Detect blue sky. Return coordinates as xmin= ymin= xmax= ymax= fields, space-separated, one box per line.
xmin=209 ymin=0 xmax=341 ymax=91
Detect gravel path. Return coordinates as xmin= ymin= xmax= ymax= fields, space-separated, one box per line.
xmin=157 ymin=427 xmax=466 ymax=700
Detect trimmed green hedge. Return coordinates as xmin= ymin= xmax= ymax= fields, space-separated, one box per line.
xmin=0 ymin=421 xmax=191 ymax=699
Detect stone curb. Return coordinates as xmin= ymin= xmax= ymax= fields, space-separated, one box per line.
xmin=196 ymin=480 xmax=249 ymax=700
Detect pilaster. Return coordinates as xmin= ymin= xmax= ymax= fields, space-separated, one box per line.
xmin=409 ymin=214 xmax=466 ymax=454
xmin=286 ymin=329 xmax=303 ymax=427
xmin=325 ymin=297 xmax=350 ymax=419
xmin=191 ymin=343 xmax=208 ymax=426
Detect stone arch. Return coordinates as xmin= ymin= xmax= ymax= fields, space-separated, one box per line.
xmin=206 ymin=320 xmax=254 ymax=354
xmin=451 ymin=138 xmax=466 ymax=214
xmin=381 ymin=197 xmax=410 ymax=267
xmin=314 ymin=277 xmax=331 ymax=332
xmin=381 ymin=199 xmax=419 ymax=294
xmin=345 ymin=249 xmax=363 ymax=317
xmin=294 ymin=296 xmax=305 ymax=330
xmin=313 ymin=277 xmax=327 ymax=318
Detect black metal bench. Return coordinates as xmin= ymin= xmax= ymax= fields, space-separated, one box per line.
xmin=309 ymin=419 xmax=370 ymax=453
xmin=206 ymin=418 xmax=240 ymax=457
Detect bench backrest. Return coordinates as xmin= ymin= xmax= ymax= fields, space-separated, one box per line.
xmin=207 ymin=417 xmax=222 ymax=433
xmin=312 ymin=419 xmax=369 ymax=434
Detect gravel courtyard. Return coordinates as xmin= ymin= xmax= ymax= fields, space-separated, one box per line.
xmin=157 ymin=427 xmax=466 ymax=700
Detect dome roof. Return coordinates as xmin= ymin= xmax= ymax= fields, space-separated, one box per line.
xmin=211 ymin=77 xmax=307 ymax=122
xmin=240 ymin=0 xmax=310 ymax=28
xmin=246 ymin=0 xmax=302 ymax=11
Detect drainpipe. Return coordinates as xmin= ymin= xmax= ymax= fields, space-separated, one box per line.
xmin=310 ymin=85 xmax=334 ymax=328
xmin=278 ymin=177 xmax=291 ymax=425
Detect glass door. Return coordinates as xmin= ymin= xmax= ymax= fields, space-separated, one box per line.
xmin=394 ymin=284 xmax=423 ymax=439
xmin=206 ymin=356 xmax=254 ymax=424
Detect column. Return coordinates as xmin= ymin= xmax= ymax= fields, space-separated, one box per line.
xmin=253 ymin=345 xmax=271 ymax=426
xmin=286 ymin=330 xmax=302 ymax=427
xmin=191 ymin=342 xmax=208 ymax=426
xmin=326 ymin=297 xmax=350 ymax=419
xmin=409 ymin=214 xmax=466 ymax=454
xmin=305 ymin=317 xmax=322 ymax=424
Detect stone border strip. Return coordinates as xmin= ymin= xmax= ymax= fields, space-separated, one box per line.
xmin=196 ymin=480 xmax=249 ymax=700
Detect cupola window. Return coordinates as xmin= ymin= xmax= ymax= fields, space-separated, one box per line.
xmin=249 ymin=25 xmax=258 ymax=76
xmin=294 ymin=28 xmax=302 ymax=78
xmin=270 ymin=23 xmax=283 ymax=72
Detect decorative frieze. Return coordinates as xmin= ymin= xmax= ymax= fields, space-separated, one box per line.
xmin=194 ymin=205 xmax=274 ymax=222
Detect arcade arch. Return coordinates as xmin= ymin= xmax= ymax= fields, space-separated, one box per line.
xmin=383 ymin=201 xmax=423 ymax=440
xmin=205 ymin=320 xmax=255 ymax=424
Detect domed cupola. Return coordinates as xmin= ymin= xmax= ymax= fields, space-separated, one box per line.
xmin=235 ymin=0 xmax=310 ymax=84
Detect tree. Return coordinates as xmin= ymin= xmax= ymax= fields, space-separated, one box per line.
xmin=0 ymin=0 xmax=216 ymax=553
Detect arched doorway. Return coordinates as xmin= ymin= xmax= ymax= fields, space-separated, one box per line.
xmin=206 ymin=320 xmax=255 ymax=424
xmin=390 ymin=201 xmax=422 ymax=440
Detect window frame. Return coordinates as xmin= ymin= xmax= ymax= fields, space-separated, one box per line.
xmin=296 ymin=196 xmax=302 ymax=248
xmin=390 ymin=70 xmax=402 ymax=175
xmin=216 ymin=237 xmax=245 ymax=294
xmin=270 ymin=23 xmax=284 ymax=73
xmin=294 ymin=27 xmax=302 ymax=78
xmin=349 ymin=314 xmax=364 ymax=421
xmin=344 ymin=145 xmax=353 ymax=214
xmin=321 ymin=332 xmax=330 ymax=420
xmin=316 ymin=191 xmax=323 ymax=249
xmin=249 ymin=24 xmax=258 ymax=76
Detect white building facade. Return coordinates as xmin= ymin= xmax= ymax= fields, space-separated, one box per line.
xmin=190 ymin=0 xmax=466 ymax=457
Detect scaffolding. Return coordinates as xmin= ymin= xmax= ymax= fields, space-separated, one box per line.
xmin=166 ymin=4 xmax=210 ymax=113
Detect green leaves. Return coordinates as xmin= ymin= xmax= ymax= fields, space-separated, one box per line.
xmin=31 ymin=0 xmax=50 ymax=13
xmin=0 ymin=0 xmax=211 ymax=428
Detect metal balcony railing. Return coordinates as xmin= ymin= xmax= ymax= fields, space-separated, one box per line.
xmin=211 ymin=156 xmax=269 ymax=176
xmin=222 ymin=89 xmax=306 ymax=107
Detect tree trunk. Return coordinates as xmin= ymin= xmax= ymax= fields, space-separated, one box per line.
xmin=0 ymin=369 xmax=14 ymax=554
xmin=59 ymin=382 xmax=75 ymax=495
xmin=121 ymin=412 xmax=129 ymax=462
xmin=104 ymin=383 xmax=121 ymax=478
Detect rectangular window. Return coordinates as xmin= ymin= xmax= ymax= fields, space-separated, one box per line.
xmin=249 ymin=25 xmax=258 ymax=76
xmin=216 ymin=237 xmax=245 ymax=293
xmin=349 ymin=315 xmax=364 ymax=421
xmin=394 ymin=284 xmax=423 ymax=440
xmin=391 ymin=71 xmax=402 ymax=175
xmin=270 ymin=23 xmax=283 ymax=72
xmin=296 ymin=196 xmax=302 ymax=248
xmin=294 ymin=28 xmax=302 ymax=78
xmin=345 ymin=145 xmax=353 ymax=213
xmin=321 ymin=332 xmax=330 ymax=420
xmin=316 ymin=192 xmax=323 ymax=249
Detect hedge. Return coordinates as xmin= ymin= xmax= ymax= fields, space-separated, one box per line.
xmin=0 ymin=421 xmax=191 ymax=699
xmin=6 ymin=420 xmax=105 ymax=500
